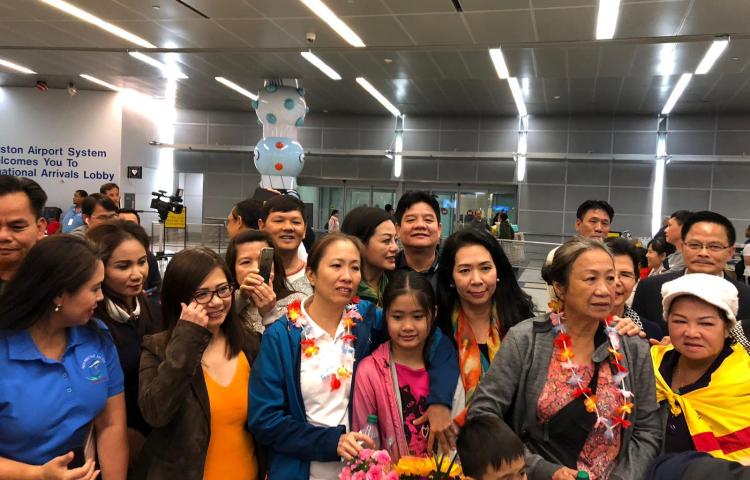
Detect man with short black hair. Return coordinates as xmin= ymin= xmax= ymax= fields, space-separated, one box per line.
xmin=394 ymin=191 xmax=442 ymax=290
xmin=100 ymin=182 xmax=120 ymax=207
xmin=664 ymin=210 xmax=693 ymax=272
xmin=575 ymin=199 xmax=615 ymax=239
xmin=0 ymin=176 xmax=47 ymax=285
xmin=259 ymin=194 xmax=311 ymax=295
xmin=633 ymin=210 xmax=750 ymax=341
xmin=70 ymin=193 xmax=118 ymax=238
xmin=61 ymin=189 xmax=87 ymax=233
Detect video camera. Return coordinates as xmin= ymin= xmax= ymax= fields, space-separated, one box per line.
xmin=150 ymin=189 xmax=184 ymax=222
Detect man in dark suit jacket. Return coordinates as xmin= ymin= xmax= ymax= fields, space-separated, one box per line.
xmin=633 ymin=211 xmax=750 ymax=339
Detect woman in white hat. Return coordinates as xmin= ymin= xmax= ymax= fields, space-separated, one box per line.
xmin=652 ymin=273 xmax=750 ymax=463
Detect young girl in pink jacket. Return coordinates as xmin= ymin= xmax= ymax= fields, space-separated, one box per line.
xmin=352 ymin=271 xmax=446 ymax=461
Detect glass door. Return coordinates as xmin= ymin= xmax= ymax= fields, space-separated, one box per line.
xmin=346 ymin=188 xmax=371 ymax=214
xmin=458 ymin=191 xmax=492 ymax=229
xmin=432 ymin=191 xmax=457 ymax=239
xmin=319 ymin=187 xmax=343 ymax=230
xmin=372 ymin=190 xmax=395 ymax=210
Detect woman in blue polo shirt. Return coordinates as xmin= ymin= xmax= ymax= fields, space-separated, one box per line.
xmin=0 ymin=235 xmax=127 ymax=480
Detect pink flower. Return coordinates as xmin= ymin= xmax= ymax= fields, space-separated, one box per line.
xmin=366 ymin=465 xmax=383 ymax=480
xmin=385 ymin=472 xmax=399 ymax=480
xmin=373 ymin=450 xmax=391 ymax=466
xmin=352 ymin=471 xmax=366 ymax=480
xmin=339 ymin=466 xmax=352 ymax=480
xmin=358 ymin=448 xmax=373 ymax=461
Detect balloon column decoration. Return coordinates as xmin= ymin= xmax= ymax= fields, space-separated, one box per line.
xmin=251 ymin=83 xmax=308 ymax=190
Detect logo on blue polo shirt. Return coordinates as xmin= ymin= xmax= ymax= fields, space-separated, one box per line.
xmin=81 ymin=354 xmax=108 ymax=384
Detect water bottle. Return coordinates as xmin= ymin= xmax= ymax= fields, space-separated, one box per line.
xmin=576 ymin=471 xmax=590 ymax=480
xmin=359 ymin=414 xmax=380 ymax=449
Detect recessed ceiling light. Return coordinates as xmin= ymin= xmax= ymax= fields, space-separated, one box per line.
xmin=152 ymin=4 xmax=160 ymax=9
xmin=731 ymin=57 xmax=740 ymax=61
xmin=129 ymin=51 xmax=187 ymax=79
xmin=215 ymin=76 xmax=258 ymax=101
xmin=661 ymin=73 xmax=693 ymax=115
xmin=507 ymin=77 xmax=527 ymax=117
xmin=39 ymin=0 xmax=157 ymax=48
xmin=595 ymin=0 xmax=621 ymax=40
xmin=553 ymin=95 xmax=561 ymax=100
xmin=301 ymin=51 xmax=342 ymax=80
xmin=488 ymin=47 xmax=509 ymax=79
xmin=384 ymin=58 xmax=393 ymax=64
xmin=0 ymin=57 xmax=36 ymax=74
xmin=355 ymin=77 xmax=401 ymax=116
xmin=695 ymin=36 xmax=730 ymax=75
xmin=80 ymin=74 xmax=121 ymax=91
xmin=299 ymin=0 xmax=366 ymax=47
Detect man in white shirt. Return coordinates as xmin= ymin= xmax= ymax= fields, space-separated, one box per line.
xmin=259 ymin=195 xmax=312 ymax=295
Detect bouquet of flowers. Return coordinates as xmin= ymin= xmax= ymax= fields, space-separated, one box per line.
xmin=339 ymin=449 xmax=398 ymax=480
xmin=393 ymin=454 xmax=463 ymax=480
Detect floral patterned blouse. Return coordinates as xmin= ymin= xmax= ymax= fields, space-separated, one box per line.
xmin=537 ymin=357 xmax=622 ymax=480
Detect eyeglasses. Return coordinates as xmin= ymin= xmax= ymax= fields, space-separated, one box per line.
xmin=684 ymin=241 xmax=730 ymax=253
xmin=192 ymin=283 xmax=234 ymax=304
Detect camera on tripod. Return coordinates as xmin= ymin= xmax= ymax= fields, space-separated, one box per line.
xmin=150 ymin=189 xmax=184 ymax=222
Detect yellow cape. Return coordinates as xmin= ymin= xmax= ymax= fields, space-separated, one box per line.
xmin=652 ymin=343 xmax=750 ymax=462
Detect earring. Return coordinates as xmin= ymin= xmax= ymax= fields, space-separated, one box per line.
xmin=449 ymin=283 xmax=455 ymax=288
xmin=53 ymin=304 xmax=62 ymax=313
xmin=496 ymin=278 xmax=500 ymax=283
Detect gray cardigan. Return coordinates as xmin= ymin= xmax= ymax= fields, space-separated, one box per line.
xmin=468 ymin=315 xmax=662 ymax=480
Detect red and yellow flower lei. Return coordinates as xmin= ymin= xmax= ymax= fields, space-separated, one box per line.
xmin=548 ymin=300 xmax=635 ymax=438
xmin=288 ymin=296 xmax=362 ymax=391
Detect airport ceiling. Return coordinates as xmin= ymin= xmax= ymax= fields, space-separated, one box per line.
xmin=0 ymin=0 xmax=749 ymax=116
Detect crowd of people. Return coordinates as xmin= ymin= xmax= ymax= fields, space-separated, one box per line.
xmin=0 ymin=174 xmax=749 ymax=480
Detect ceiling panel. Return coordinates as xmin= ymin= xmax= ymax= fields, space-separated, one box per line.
xmin=617 ymin=1 xmax=689 ymax=38
xmin=534 ymin=6 xmax=596 ymax=42
xmin=0 ymin=0 xmax=749 ymax=116
xmin=463 ymin=10 xmax=536 ymax=44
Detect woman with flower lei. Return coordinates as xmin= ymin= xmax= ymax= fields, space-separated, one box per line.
xmin=248 ymin=233 xmax=459 ymax=480
xmin=467 ymin=238 xmax=661 ymax=480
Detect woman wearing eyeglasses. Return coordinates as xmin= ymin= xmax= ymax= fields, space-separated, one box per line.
xmin=136 ymin=247 xmax=261 ymax=480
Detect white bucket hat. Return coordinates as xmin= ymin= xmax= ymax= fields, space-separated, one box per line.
xmin=661 ymin=273 xmax=738 ymax=330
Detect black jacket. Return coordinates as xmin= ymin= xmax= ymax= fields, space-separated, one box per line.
xmin=632 ymin=270 xmax=750 ymax=338
xmin=136 ymin=322 xmax=261 ymax=480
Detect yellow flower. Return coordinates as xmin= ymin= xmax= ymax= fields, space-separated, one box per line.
xmin=337 ymin=367 xmax=352 ymax=379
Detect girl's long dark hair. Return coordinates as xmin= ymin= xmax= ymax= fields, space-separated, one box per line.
xmin=382 ymin=270 xmax=437 ymax=364
xmin=436 ymin=228 xmax=534 ymax=343
xmin=161 ymin=247 xmax=251 ymax=358
xmin=225 ymin=229 xmax=295 ymax=300
xmin=0 ymin=235 xmax=101 ymax=332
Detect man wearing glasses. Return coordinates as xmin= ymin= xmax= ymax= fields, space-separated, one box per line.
xmin=633 ymin=211 xmax=750 ymax=340
xmin=70 ymin=193 xmax=118 ymax=238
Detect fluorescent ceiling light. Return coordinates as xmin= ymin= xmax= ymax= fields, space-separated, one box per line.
xmin=39 ymin=0 xmax=156 ymax=48
xmin=695 ymin=37 xmax=730 ymax=75
xmin=300 ymin=51 xmax=342 ymax=80
xmin=299 ymin=0 xmax=365 ymax=48
xmin=507 ymin=77 xmax=527 ymax=117
xmin=488 ymin=48 xmax=510 ymax=79
xmin=79 ymin=74 xmax=120 ymax=91
xmin=215 ymin=76 xmax=258 ymax=101
xmin=651 ymin=158 xmax=665 ymax=235
xmin=129 ymin=52 xmax=187 ymax=79
xmin=661 ymin=73 xmax=692 ymax=115
xmin=0 ymin=57 xmax=36 ymax=74
xmin=595 ymin=0 xmax=621 ymax=40
xmin=393 ymin=126 xmax=403 ymax=178
xmin=356 ymin=77 xmax=401 ymax=117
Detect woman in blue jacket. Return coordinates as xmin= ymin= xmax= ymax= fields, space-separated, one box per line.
xmin=248 ymin=233 xmax=458 ymax=479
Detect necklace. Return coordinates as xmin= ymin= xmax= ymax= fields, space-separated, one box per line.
xmin=548 ymin=300 xmax=634 ymax=441
xmin=287 ymin=296 xmax=362 ymax=391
